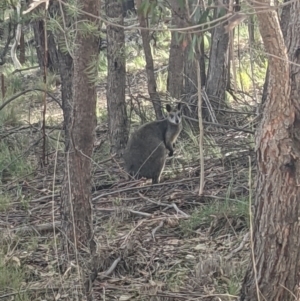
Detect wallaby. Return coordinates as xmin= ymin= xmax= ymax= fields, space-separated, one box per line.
xmin=123 ymin=103 xmax=182 ymax=184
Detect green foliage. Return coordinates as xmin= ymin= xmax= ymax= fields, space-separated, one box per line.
xmin=156 ymin=68 xmax=168 ymax=92
xmin=65 ymin=0 xmax=83 ymax=19
xmin=0 ymin=249 xmax=30 ymax=301
xmin=97 ymin=106 xmax=108 ymax=123
xmin=198 ymin=8 xmax=211 ymax=28
xmin=78 ymin=20 xmax=100 ymax=38
xmin=0 ymin=140 xmax=34 ymax=181
xmin=180 ymin=198 xmax=249 ymax=236
xmin=165 ymin=265 xmax=189 ymax=292
xmin=0 ymin=105 xmax=21 ymax=127
xmin=0 ymin=193 xmax=11 ymax=212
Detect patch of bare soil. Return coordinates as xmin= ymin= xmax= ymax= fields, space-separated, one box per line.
xmin=0 ymin=71 xmax=255 ymax=300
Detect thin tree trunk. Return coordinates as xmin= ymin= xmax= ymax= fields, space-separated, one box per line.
xmin=205 ymin=0 xmax=229 ymax=110
xmin=123 ymin=0 xmax=135 ymax=16
xmin=47 ymin=0 xmax=73 ymax=150
xmin=19 ymin=27 xmax=25 ymax=64
xmin=136 ymin=0 xmax=163 ymax=120
xmin=58 ymin=49 xmax=73 ymax=151
xmin=106 ymin=0 xmax=128 ymax=156
xmin=183 ymin=36 xmax=206 ymax=118
xmin=32 ymin=19 xmax=59 ymax=72
xmin=240 ymin=0 xmax=300 ymax=300
xmin=167 ymin=0 xmax=186 ymax=99
xmin=60 ymin=0 xmax=100 ymax=299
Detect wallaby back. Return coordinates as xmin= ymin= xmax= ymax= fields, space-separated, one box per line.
xmin=123 ymin=103 xmax=182 ymax=184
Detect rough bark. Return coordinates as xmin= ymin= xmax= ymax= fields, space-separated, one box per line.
xmin=47 ymin=1 xmax=73 ymax=150
xmin=205 ymin=0 xmax=229 ymax=109
xmin=261 ymin=0 xmax=290 ymax=108
xmin=32 ymin=19 xmax=59 ymax=72
xmin=19 ymin=27 xmax=25 ymax=64
xmin=183 ymin=37 xmax=206 ymax=118
xmin=60 ymin=0 xmax=100 ymax=299
xmin=58 ymin=49 xmax=73 ymax=151
xmin=167 ymin=0 xmax=186 ymax=99
xmin=136 ymin=0 xmax=163 ymax=120
xmin=105 ymin=0 xmax=128 ymax=156
xmin=240 ymin=1 xmax=300 ymax=300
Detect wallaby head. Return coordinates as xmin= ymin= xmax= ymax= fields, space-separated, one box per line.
xmin=166 ymin=103 xmax=182 ymax=125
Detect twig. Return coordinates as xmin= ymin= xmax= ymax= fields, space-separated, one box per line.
xmin=30 ymin=194 xmax=60 ymax=203
xmin=93 ymin=177 xmax=200 ymax=201
xmin=0 ymin=88 xmax=62 ymax=111
xmin=151 ymin=221 xmax=164 ymax=241
xmin=171 ymin=203 xmax=190 ymax=217
xmin=3 ymin=221 xmax=61 ymax=234
xmin=129 ymin=209 xmax=151 ymax=217
xmin=184 ymin=115 xmax=255 ymax=134
xmin=139 ymin=193 xmax=190 ymax=217
xmin=100 ymin=257 xmax=121 ymax=278
xmin=225 ymin=232 xmax=250 ymax=260
xmin=11 ymin=65 xmax=39 ymax=74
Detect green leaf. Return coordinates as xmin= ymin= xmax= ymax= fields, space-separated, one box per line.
xmin=218 ymin=7 xmax=227 ymax=18
xmin=198 ymin=8 xmax=210 ymax=25
xmin=139 ymin=0 xmax=151 ymax=17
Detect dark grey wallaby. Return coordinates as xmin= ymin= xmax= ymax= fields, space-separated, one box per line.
xmin=123 ymin=103 xmax=182 ymax=184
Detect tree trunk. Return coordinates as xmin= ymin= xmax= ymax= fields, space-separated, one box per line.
xmin=58 ymin=49 xmax=73 ymax=151
xmin=247 ymin=15 xmax=255 ymax=46
xmin=136 ymin=0 xmax=163 ymax=120
xmin=261 ymin=0 xmax=290 ymax=110
xmin=32 ymin=19 xmax=59 ymax=72
xmin=240 ymin=1 xmax=300 ymax=300
xmin=205 ymin=0 xmax=229 ymax=111
xmin=19 ymin=27 xmax=25 ymax=64
xmin=123 ymin=0 xmax=135 ymax=16
xmin=105 ymin=0 xmax=129 ymax=156
xmin=47 ymin=1 xmax=73 ymax=150
xmin=167 ymin=0 xmax=186 ymax=100
xmin=183 ymin=36 xmax=206 ymax=118
xmin=60 ymin=0 xmax=100 ymax=299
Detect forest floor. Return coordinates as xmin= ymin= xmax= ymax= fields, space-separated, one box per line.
xmin=0 ymin=67 xmax=256 ymax=301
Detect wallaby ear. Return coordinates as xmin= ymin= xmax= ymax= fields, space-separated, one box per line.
xmin=166 ymin=104 xmax=171 ymax=112
xmin=177 ymin=102 xmax=182 ymax=110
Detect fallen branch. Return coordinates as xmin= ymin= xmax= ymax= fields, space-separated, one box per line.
xmin=3 ymin=221 xmax=61 ymax=234
xmin=225 ymin=231 xmax=250 ymax=260
xmin=151 ymin=221 xmax=164 ymax=241
xmin=0 ymin=88 xmax=62 ymax=111
xmin=139 ymin=193 xmax=190 ymax=217
xmin=99 ymin=257 xmax=121 ymax=279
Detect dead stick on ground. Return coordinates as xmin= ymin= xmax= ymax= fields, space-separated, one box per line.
xmin=3 ymin=221 xmax=61 ymax=235
xmin=151 ymin=221 xmax=164 ymax=241
xmin=129 ymin=209 xmax=151 ymax=217
xmin=99 ymin=257 xmax=121 ymax=279
xmin=225 ymin=232 xmax=250 ymax=260
xmin=139 ymin=193 xmax=190 ymax=217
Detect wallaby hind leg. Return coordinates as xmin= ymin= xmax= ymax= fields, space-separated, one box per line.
xmin=151 ymin=159 xmax=166 ymax=184
xmin=152 ymin=177 xmax=159 ymax=184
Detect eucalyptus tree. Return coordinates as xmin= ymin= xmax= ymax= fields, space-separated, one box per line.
xmin=105 ymin=0 xmax=129 ymax=156
xmin=136 ymin=0 xmax=163 ymax=119
xmin=240 ymin=0 xmax=300 ymax=299
xmin=59 ymin=0 xmax=100 ymax=299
